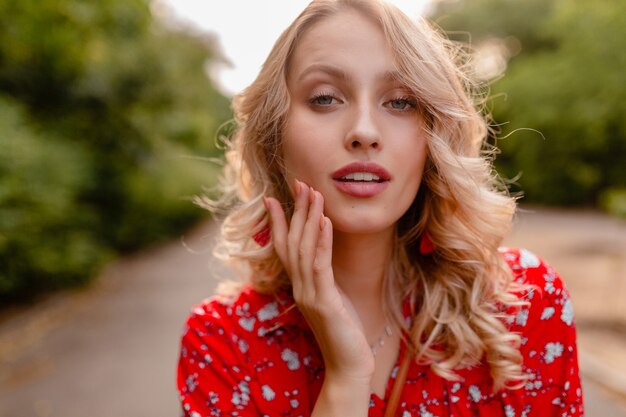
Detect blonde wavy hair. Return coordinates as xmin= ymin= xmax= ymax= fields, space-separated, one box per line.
xmin=199 ymin=0 xmax=527 ymax=391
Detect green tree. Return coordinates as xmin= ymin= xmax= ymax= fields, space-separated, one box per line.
xmin=0 ymin=96 xmax=108 ymax=297
xmin=435 ymin=0 xmax=626 ymax=207
xmin=0 ymin=0 xmax=231 ymax=303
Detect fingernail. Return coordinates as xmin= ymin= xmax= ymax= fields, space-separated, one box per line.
xmin=319 ymin=215 xmax=325 ymax=230
xmin=294 ymin=179 xmax=301 ymax=195
xmin=263 ymin=197 xmax=269 ymax=210
xmin=309 ymin=187 xmax=315 ymax=203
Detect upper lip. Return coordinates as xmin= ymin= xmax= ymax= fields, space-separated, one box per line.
xmin=331 ymin=162 xmax=391 ymax=181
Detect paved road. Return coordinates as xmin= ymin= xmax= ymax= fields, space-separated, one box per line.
xmin=0 ymin=209 xmax=625 ymax=417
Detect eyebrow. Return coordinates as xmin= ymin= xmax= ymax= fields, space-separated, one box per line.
xmin=296 ymin=64 xmax=403 ymax=85
xmin=297 ymin=64 xmax=351 ymax=83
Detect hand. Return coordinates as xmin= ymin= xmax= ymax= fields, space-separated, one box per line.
xmin=264 ymin=180 xmax=375 ymax=384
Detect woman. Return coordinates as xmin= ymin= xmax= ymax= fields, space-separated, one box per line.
xmin=177 ymin=1 xmax=583 ymax=416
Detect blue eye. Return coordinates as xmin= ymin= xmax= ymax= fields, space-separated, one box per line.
xmin=388 ymin=97 xmax=417 ymax=111
xmin=310 ymin=94 xmax=335 ymax=106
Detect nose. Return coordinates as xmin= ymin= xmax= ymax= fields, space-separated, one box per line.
xmin=344 ymin=103 xmax=381 ymax=151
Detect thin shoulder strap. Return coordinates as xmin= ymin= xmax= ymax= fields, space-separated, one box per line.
xmin=383 ymin=350 xmax=412 ymax=417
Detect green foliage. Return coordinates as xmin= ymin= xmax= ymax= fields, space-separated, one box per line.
xmin=0 ymin=0 xmax=231 ymax=303
xmin=435 ymin=0 xmax=626 ymax=207
xmin=436 ymin=0 xmax=556 ymax=52
xmin=0 ymin=96 xmax=109 ymax=297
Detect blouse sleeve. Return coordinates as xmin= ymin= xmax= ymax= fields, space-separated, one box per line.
xmin=177 ymin=301 xmax=262 ymax=417
xmin=510 ymin=249 xmax=584 ymax=416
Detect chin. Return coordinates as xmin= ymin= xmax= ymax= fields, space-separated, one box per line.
xmin=329 ymin=211 xmax=398 ymax=235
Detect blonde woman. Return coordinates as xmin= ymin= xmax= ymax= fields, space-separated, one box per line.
xmin=177 ymin=1 xmax=583 ymax=416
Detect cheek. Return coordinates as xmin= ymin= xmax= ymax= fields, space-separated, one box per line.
xmin=283 ymin=124 xmax=307 ymax=168
xmin=395 ymin=136 xmax=428 ymax=204
xmin=281 ymin=113 xmax=302 ymax=174
xmin=281 ymin=108 xmax=336 ymax=182
xmin=281 ymin=120 xmax=320 ymax=184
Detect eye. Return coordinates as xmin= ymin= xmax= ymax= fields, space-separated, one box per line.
xmin=386 ymin=96 xmax=418 ymax=112
xmin=309 ymin=94 xmax=336 ymax=106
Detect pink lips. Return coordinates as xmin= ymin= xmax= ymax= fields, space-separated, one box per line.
xmin=331 ymin=162 xmax=391 ymax=198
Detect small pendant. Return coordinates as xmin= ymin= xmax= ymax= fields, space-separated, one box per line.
xmin=370 ymin=323 xmax=393 ymax=357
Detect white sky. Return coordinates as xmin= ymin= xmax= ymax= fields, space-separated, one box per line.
xmin=156 ymin=1 xmax=432 ymax=96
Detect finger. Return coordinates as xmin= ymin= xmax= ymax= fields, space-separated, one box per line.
xmin=299 ymin=189 xmax=324 ymax=283
xmin=287 ymin=180 xmax=311 ymax=293
xmin=264 ymin=197 xmax=290 ymax=275
xmin=313 ymin=215 xmax=334 ymax=294
xmin=288 ymin=180 xmax=310 ymax=238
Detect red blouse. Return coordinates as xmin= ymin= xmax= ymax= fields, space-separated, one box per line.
xmin=177 ymin=248 xmax=583 ymax=416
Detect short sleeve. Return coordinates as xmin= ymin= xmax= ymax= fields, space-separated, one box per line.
xmin=506 ymin=248 xmax=584 ymax=416
xmin=177 ymin=301 xmax=262 ymax=417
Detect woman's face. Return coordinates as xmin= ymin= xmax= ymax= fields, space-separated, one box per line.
xmin=282 ymin=9 xmax=428 ymax=235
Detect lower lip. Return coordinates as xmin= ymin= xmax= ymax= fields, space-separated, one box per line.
xmin=333 ymin=180 xmax=389 ymax=197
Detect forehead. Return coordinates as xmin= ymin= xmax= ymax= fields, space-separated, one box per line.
xmin=288 ymin=9 xmax=396 ymax=81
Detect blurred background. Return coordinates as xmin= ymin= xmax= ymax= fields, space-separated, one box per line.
xmin=0 ymin=0 xmax=624 ymax=416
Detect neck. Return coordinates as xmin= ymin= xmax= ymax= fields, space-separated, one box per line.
xmin=331 ymin=227 xmax=395 ymax=308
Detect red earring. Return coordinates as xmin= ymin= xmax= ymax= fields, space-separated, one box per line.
xmin=419 ymin=232 xmax=435 ymax=255
xmin=253 ymin=224 xmax=271 ymax=247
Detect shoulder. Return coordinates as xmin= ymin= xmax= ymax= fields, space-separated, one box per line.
xmin=178 ymin=287 xmax=309 ymax=415
xmin=183 ymin=284 xmax=304 ymax=340
xmin=178 ymin=286 xmax=323 ymax=415
xmin=499 ymin=246 xmax=572 ymax=318
xmin=499 ymin=247 xmax=574 ymax=324
xmin=499 ymin=247 xmax=578 ymax=359
xmin=498 ymin=251 xmax=583 ymax=412
xmin=499 ymin=247 xmax=561 ymax=286
xmin=186 ymin=285 xmax=283 ymax=334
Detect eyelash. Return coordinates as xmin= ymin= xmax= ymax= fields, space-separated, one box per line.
xmin=387 ymin=96 xmax=418 ymax=112
xmin=307 ymin=92 xmax=418 ymax=112
xmin=309 ymin=92 xmax=337 ymax=106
